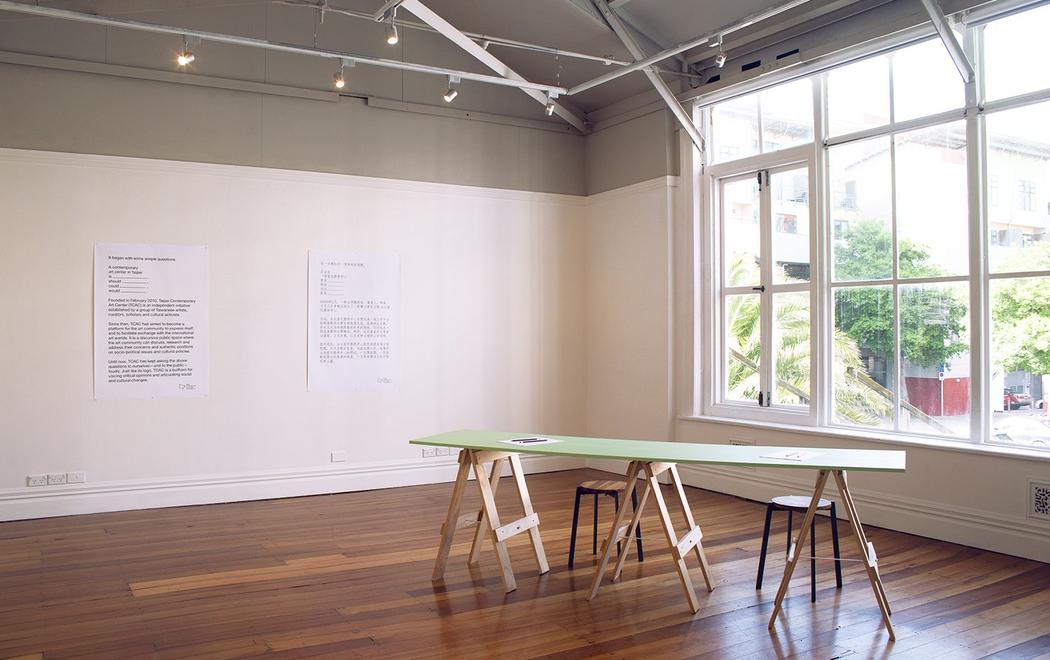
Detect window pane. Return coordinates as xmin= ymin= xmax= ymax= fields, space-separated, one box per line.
xmin=984 ymin=4 xmax=1050 ymax=102
xmin=829 ymin=137 xmax=892 ymax=282
xmin=990 ymin=277 xmax=1050 ymax=449
xmin=760 ymin=78 xmax=813 ymax=152
xmin=827 ymin=55 xmax=890 ymax=136
xmin=892 ymin=39 xmax=964 ymax=121
xmin=986 ymin=102 xmax=1050 ymax=274
xmin=833 ymin=286 xmax=895 ymax=429
xmin=726 ymin=293 xmax=761 ymax=403
xmin=899 ymin=283 xmax=971 ymax=437
xmin=723 ymin=177 xmax=760 ymax=287
xmin=771 ymin=167 xmax=810 ymax=283
xmin=711 ymin=93 xmax=758 ymax=164
xmin=773 ymin=292 xmax=810 ymax=406
xmin=895 ymin=122 xmax=968 ymax=277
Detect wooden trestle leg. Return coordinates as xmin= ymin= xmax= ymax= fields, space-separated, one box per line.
xmin=431 ymin=449 xmax=550 ymax=594
xmin=767 ymin=469 xmax=895 ymax=640
xmin=589 ymin=461 xmax=714 ymax=614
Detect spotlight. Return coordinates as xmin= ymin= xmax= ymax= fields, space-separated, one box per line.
xmin=443 ymin=75 xmax=460 ymax=103
xmin=176 ymin=35 xmax=196 ymax=67
xmin=385 ymin=13 xmax=399 ymax=45
xmin=333 ymin=72 xmax=345 ymax=89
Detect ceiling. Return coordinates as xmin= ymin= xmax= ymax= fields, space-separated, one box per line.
xmin=0 ymin=0 xmax=866 ymax=120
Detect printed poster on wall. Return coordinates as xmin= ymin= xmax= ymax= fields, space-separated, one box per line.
xmin=93 ymin=243 xmax=209 ymax=399
xmin=308 ymin=251 xmax=400 ymax=391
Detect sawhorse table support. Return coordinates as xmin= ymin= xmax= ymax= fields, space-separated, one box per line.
xmin=767 ymin=469 xmax=895 ymax=640
xmin=432 ymin=449 xmax=549 ymax=593
xmin=588 ymin=460 xmax=715 ymax=613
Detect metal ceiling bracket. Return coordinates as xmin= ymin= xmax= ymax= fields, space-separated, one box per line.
xmin=399 ymin=0 xmax=588 ymax=133
xmin=918 ymin=0 xmax=975 ymax=83
xmin=590 ymin=0 xmax=705 ymax=152
xmin=372 ymin=0 xmax=406 ymax=21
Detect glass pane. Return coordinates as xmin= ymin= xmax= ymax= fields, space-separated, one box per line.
xmin=773 ymin=292 xmax=811 ymax=406
xmin=711 ymin=93 xmax=758 ymax=164
xmin=895 ymin=122 xmax=968 ymax=277
xmin=760 ymin=78 xmax=813 ymax=153
xmin=726 ymin=293 xmax=761 ymax=403
xmin=899 ymin=283 xmax=971 ymax=437
xmin=986 ymin=102 xmax=1050 ymax=274
xmin=833 ymin=286 xmax=895 ymax=429
xmin=827 ymin=55 xmax=890 ymax=136
xmin=771 ymin=167 xmax=810 ymax=283
xmin=829 ymin=137 xmax=892 ymax=282
xmin=990 ymin=277 xmax=1050 ymax=449
xmin=984 ymin=4 xmax=1050 ymax=102
xmin=723 ymin=176 xmax=760 ymax=287
xmin=892 ymin=39 xmax=964 ymax=122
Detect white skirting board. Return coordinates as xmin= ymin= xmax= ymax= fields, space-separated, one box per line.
xmin=0 ymin=454 xmax=581 ymax=522
xmin=673 ymin=463 xmax=1050 ymax=564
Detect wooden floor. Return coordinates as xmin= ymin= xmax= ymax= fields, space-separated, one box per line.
xmin=2 ymin=468 xmax=1050 ymax=659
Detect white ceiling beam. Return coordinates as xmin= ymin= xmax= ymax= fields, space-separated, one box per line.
xmin=399 ymin=0 xmax=588 ymax=133
xmin=608 ymin=0 xmax=633 ymax=8
xmin=918 ymin=0 xmax=975 ymax=82
xmin=590 ymin=0 xmax=705 ymax=151
xmin=561 ymin=0 xmax=608 ymax=26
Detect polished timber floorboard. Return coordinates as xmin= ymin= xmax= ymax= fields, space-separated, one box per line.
xmin=2 ymin=468 xmax=1050 ymax=659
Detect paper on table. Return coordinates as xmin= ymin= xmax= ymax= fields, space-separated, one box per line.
xmin=760 ymin=449 xmax=821 ymax=461
xmin=501 ymin=437 xmax=561 ymax=446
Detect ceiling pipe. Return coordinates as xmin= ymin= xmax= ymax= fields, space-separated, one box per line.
xmin=0 ymin=0 xmax=567 ymax=96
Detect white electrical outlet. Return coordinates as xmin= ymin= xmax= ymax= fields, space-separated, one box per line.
xmin=422 ymin=447 xmax=437 ymax=458
xmin=436 ymin=447 xmax=451 ymax=457
xmin=47 ymin=472 xmax=67 ymax=485
xmin=26 ymin=474 xmax=47 ymax=487
xmin=330 ymin=451 xmax=347 ymax=463
xmin=66 ymin=471 xmax=87 ymax=484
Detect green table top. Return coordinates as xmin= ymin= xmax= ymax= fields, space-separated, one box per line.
xmin=411 ymin=429 xmax=906 ymax=472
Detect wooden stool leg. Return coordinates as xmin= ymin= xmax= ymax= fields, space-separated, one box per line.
xmin=588 ymin=461 xmax=642 ymax=601
xmin=613 ymin=491 xmax=622 ymax=556
xmin=507 ymin=453 xmax=549 ymax=575
xmin=468 ymin=457 xmax=504 ymax=565
xmin=631 ymin=486 xmax=643 ymax=562
xmin=830 ymin=501 xmax=843 ymax=588
xmin=469 ymin=452 xmax=516 ymax=593
xmin=786 ymin=510 xmax=793 ymax=557
xmin=668 ymin=464 xmax=713 ymax=592
xmin=432 ymin=449 xmax=473 ymax=581
xmin=833 ymin=470 xmax=894 ymax=639
xmin=568 ymin=488 xmax=583 ymax=569
xmin=767 ymin=469 xmax=830 ymax=630
xmin=756 ymin=502 xmax=774 ymax=589
xmin=810 ymin=514 xmax=817 ymax=603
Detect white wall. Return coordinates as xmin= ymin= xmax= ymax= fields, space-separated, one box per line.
xmin=0 ymin=148 xmax=586 ymax=519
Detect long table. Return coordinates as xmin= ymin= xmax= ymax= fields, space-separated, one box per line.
xmin=410 ymin=429 xmax=906 ymax=639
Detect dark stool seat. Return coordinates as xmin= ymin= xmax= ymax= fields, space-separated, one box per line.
xmin=757 ymin=495 xmax=842 ymax=602
xmin=568 ymin=480 xmax=644 ymax=569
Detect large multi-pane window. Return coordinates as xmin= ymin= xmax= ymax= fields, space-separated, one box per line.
xmin=701 ymin=3 xmax=1050 ymax=450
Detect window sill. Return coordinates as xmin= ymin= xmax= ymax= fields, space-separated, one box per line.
xmin=677 ymin=414 xmax=1050 ymax=463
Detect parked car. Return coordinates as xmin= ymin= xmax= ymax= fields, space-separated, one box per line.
xmin=1004 ymin=389 xmax=1033 ymax=410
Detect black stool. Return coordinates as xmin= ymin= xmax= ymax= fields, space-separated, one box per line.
xmin=756 ymin=495 xmax=842 ymax=602
xmin=568 ymin=479 xmax=644 ymax=569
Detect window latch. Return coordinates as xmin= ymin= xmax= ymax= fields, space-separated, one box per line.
xmin=752 ymin=285 xmax=765 ymax=292
xmin=758 ymin=391 xmax=764 ymax=406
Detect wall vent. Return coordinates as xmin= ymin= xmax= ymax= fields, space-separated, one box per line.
xmin=1030 ymin=481 xmax=1050 ymax=521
